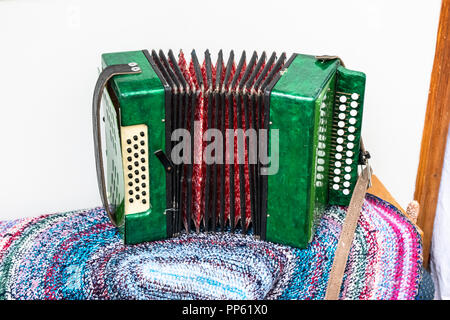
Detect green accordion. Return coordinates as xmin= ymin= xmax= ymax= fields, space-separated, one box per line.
xmin=93 ymin=49 xmax=366 ymax=248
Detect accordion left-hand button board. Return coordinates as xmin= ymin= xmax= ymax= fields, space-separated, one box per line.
xmin=120 ymin=124 xmax=150 ymax=215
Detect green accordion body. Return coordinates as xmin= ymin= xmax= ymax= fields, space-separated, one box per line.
xmin=98 ymin=49 xmax=366 ymax=247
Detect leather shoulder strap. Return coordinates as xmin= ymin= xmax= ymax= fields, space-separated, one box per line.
xmin=325 ymin=164 xmax=372 ymax=300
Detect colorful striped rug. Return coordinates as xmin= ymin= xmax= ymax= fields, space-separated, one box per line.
xmin=0 ymin=194 xmax=422 ymax=300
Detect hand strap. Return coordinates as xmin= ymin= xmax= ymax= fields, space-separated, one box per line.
xmin=92 ymin=63 xmax=141 ymax=226
xmin=325 ymin=141 xmax=372 ymax=300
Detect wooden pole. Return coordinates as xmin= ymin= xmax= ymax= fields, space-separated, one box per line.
xmin=414 ymin=0 xmax=450 ymax=269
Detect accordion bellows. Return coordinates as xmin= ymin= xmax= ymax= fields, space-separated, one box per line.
xmin=99 ymin=49 xmax=366 ymax=247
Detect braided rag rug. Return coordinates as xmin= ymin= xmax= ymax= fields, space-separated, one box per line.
xmin=0 ymin=194 xmax=422 ymax=300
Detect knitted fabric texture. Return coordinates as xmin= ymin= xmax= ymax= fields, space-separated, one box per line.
xmin=0 ymin=194 xmax=422 ymax=300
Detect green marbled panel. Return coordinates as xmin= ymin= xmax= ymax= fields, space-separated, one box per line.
xmin=101 ymin=51 xmax=167 ymax=244
xmin=266 ymin=54 xmax=339 ymax=248
xmin=328 ymin=66 xmax=366 ymax=205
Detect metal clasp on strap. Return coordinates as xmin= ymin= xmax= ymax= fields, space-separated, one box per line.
xmin=358 ymin=138 xmax=372 ymax=187
xmin=315 ymin=55 xmax=346 ymax=67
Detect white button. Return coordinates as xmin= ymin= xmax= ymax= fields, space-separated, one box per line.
xmin=338 ymin=129 xmax=344 ymax=136
xmin=339 ymin=96 xmax=347 ymax=103
xmin=318 ymin=158 xmax=325 ymax=165
xmin=334 ymin=176 xmax=340 ymax=183
xmin=334 ymin=168 xmax=341 ymax=175
xmin=343 ymin=189 xmax=350 ymax=195
xmin=338 ymin=121 xmax=345 ymax=128
xmin=345 ymin=158 xmax=352 ymax=165
xmin=350 ymin=110 xmax=357 ymax=117
xmin=348 ymin=126 xmax=355 ymax=133
xmin=351 ymin=101 xmax=358 ymax=108
xmin=348 ymin=134 xmax=355 ymax=141
xmin=336 ymin=145 xmax=343 ymax=152
xmin=346 ymin=151 xmax=353 ymax=157
xmin=343 ymin=181 xmax=350 ymax=187
xmin=345 ymin=174 xmax=351 ymax=180
xmin=345 ymin=166 xmax=352 ymax=172
xmin=339 ymin=104 xmax=346 ymax=112
xmin=349 ymin=118 xmax=356 ymax=125
xmin=347 ymin=142 xmax=354 ymax=149
xmin=337 ymin=137 xmax=344 ymax=144
xmin=335 ymin=161 xmax=342 ymax=167
xmin=335 ymin=153 xmax=342 ymax=160
xmin=351 ymin=93 xmax=359 ymax=100
xmin=339 ymin=113 xmax=346 ymax=120
xmin=333 ymin=184 xmax=339 ymax=190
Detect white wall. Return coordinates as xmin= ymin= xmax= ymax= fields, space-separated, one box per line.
xmin=0 ymin=0 xmax=441 ymax=219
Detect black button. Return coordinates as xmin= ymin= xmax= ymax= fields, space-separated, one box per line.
xmin=134 ymin=170 xmax=139 ymax=175
xmin=129 ymin=198 xmax=134 ymax=203
xmin=141 ymin=166 xmax=146 ymax=171
xmin=128 ymin=190 xmax=133 ymax=195
xmin=127 ymin=165 xmax=132 ymax=170
xmin=135 ymin=178 xmax=139 ymax=183
xmin=142 ymin=199 xmax=147 ymax=204
xmin=140 ymin=141 xmax=145 ymax=146
xmin=140 ymin=131 xmax=145 ymax=137
xmin=127 ymin=148 xmax=132 ymax=153
xmin=134 ymin=153 xmax=139 ymax=158
xmin=135 ymin=195 xmax=140 ymax=200
xmin=140 ymin=149 xmax=145 ymax=154
xmin=126 ymin=139 xmax=131 ymax=144
xmin=133 ymin=144 xmax=138 ymax=149
xmin=128 ymin=173 xmax=132 ymax=178
xmin=141 ymin=174 xmax=146 ymax=180
xmin=133 ymin=135 xmax=138 ymax=141
xmin=127 ymin=156 xmax=132 ymax=162
xmin=128 ymin=182 xmax=133 ymax=186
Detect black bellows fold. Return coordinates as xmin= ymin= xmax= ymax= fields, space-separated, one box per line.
xmin=143 ymin=49 xmax=286 ymax=237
